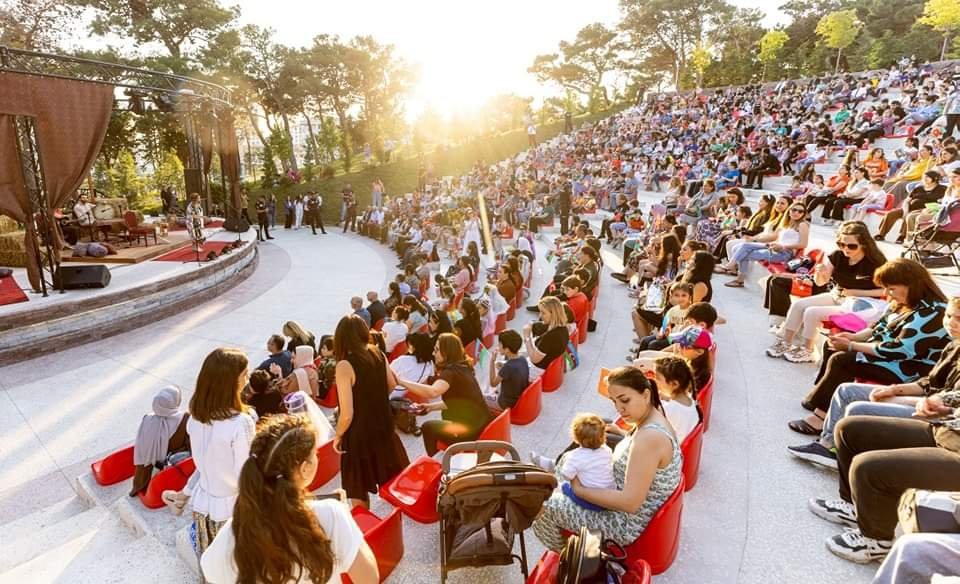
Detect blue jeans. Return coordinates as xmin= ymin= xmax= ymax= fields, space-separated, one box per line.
xmin=372 ymin=191 xmax=383 ymax=208
xmin=820 ymin=382 xmax=916 ymax=448
xmin=731 ymin=243 xmax=793 ymax=275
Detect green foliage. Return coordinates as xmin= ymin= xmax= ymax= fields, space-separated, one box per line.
xmin=0 ymin=0 xmax=82 ymax=50
xmin=816 ymin=9 xmax=863 ymax=50
xmin=920 ymin=0 xmax=960 ymax=59
xmin=150 ymin=150 xmax=185 ymax=195
xmin=816 ymin=9 xmax=864 ymax=71
xmin=529 ymin=23 xmax=620 ymax=110
xmin=759 ymin=30 xmax=790 ymax=64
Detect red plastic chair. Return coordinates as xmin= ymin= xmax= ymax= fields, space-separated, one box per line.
xmin=343 ymin=507 xmax=404 ymax=583
xmin=680 ymin=423 xmax=704 ymax=491
xmin=495 ymin=313 xmax=507 ymax=332
xmin=623 ymin=478 xmax=685 ymax=574
xmin=509 ymin=379 xmax=542 ymax=425
xmin=526 ymin=552 xmax=651 ymax=584
xmin=596 ymin=367 xmax=612 ymax=397
xmin=317 ymin=383 xmax=339 ymax=409
xmin=452 ymin=291 xmax=464 ymax=309
xmin=138 ymin=457 xmax=196 ymax=509
xmin=379 ymin=455 xmax=443 ymax=524
xmin=479 ymin=408 xmax=512 ymax=441
xmin=91 ymin=445 xmax=135 ymax=486
xmin=464 ymin=340 xmax=478 ymax=361
xmin=698 ymin=377 xmax=715 ymax=432
xmin=541 ymin=357 xmax=564 ymax=392
xmin=306 ymin=439 xmax=342 ymax=492
xmin=589 ymin=286 xmax=599 ymax=318
xmin=506 ymin=301 xmax=517 ymax=321
xmin=577 ymin=315 xmax=588 ymax=344
xmin=482 ymin=333 xmax=495 ymax=349
xmin=388 ymin=341 xmax=407 ymax=363
xmin=372 ymin=318 xmax=385 ymax=332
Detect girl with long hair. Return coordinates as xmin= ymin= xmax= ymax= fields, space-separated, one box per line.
xmin=718 ymin=195 xmax=789 ymax=270
xmin=653 ymin=356 xmax=700 ymax=442
xmin=333 ymin=315 xmax=410 ymax=508
xmin=724 ymin=202 xmax=809 ymax=287
xmin=283 ymin=321 xmax=316 ymax=353
xmin=396 ymin=333 xmax=492 ymax=456
xmin=200 ymin=415 xmax=379 ymax=583
xmin=524 ymin=296 xmax=571 ymax=377
xmin=454 ymin=297 xmax=483 ymax=349
xmin=187 ymin=348 xmax=257 ymax=573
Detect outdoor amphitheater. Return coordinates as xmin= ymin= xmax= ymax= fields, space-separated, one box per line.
xmin=2 ymin=1 xmax=960 ymax=583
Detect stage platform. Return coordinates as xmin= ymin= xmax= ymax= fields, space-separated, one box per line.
xmin=67 ymin=235 xmax=188 ymax=264
xmin=0 ymin=227 xmax=258 ymax=367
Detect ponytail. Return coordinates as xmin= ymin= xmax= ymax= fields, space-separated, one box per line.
xmin=232 ymin=415 xmax=334 ymax=584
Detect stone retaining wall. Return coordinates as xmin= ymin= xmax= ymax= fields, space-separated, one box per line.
xmin=0 ymin=242 xmax=257 ymax=368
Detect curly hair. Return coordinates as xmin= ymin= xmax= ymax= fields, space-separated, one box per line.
xmin=232 ymin=414 xmax=334 ymax=584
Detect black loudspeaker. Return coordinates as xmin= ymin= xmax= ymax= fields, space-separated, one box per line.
xmin=55 ymin=265 xmax=112 ymax=289
xmin=223 ymin=217 xmax=250 ymax=232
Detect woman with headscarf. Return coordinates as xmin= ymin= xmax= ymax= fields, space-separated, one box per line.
xmin=272 ymin=345 xmax=320 ymax=398
xmin=130 ymin=386 xmax=191 ymax=496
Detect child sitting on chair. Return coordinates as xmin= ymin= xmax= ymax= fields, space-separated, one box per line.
xmin=558 ymin=413 xmax=616 ymax=511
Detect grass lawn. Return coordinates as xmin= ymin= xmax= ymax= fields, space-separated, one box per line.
xmin=249 ymin=106 xmax=626 ymax=222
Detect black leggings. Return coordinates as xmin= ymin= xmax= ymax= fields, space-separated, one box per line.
xmin=421 ymin=419 xmax=483 ymax=456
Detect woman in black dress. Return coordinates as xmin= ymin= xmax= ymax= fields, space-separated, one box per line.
xmin=454 ymin=297 xmax=483 ymax=349
xmin=333 ymin=314 xmax=409 ymax=508
xmin=396 ymin=333 xmax=492 ymax=456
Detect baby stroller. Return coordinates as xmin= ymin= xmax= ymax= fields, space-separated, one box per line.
xmin=902 ymin=201 xmax=960 ymax=274
xmin=438 ymin=441 xmax=557 ymax=583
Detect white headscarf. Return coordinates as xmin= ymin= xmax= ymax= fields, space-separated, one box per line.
xmin=292 ymin=345 xmax=315 ymax=393
xmin=133 ymin=386 xmax=186 ymax=466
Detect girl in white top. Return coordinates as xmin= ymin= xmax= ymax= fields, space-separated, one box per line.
xmin=201 ymin=414 xmax=378 ymax=583
xmin=653 ymin=356 xmax=701 ymax=442
xmin=187 ymin=348 xmax=257 ymax=576
xmin=388 ymin=333 xmax=436 ymax=398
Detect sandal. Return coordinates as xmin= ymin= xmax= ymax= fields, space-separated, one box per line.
xmin=788 ymin=413 xmax=824 ymax=436
xmin=801 ymin=399 xmax=816 ymax=412
xmin=724 ymin=280 xmax=745 ymax=288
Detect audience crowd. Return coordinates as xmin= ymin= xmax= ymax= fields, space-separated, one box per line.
xmin=120 ymin=56 xmax=960 ymax=583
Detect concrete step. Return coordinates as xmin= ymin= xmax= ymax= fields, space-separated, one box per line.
xmin=0 ymin=506 xmax=111 ymax=572
xmin=0 ymin=495 xmax=89 ymax=549
xmin=0 ymin=514 xmax=193 ymax=584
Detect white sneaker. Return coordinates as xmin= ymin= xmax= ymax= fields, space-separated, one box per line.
xmin=530 ymin=451 xmax=556 ymax=472
xmin=808 ymin=497 xmax=858 ymax=527
xmin=825 ymin=528 xmax=892 ymax=563
xmin=766 ymin=340 xmax=790 ymax=358
xmin=785 ymin=346 xmax=815 ymax=363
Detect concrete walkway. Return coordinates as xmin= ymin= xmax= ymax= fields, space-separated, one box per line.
xmin=0 ymin=216 xmax=904 ymax=583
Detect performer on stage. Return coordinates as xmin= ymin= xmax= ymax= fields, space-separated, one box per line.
xmin=73 ymin=193 xmax=96 ymax=227
xmin=185 ymin=193 xmax=205 ymax=251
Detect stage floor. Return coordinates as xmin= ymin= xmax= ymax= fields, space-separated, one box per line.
xmin=0 ymin=228 xmax=255 ymax=316
xmin=68 ymin=235 xmax=188 ymax=264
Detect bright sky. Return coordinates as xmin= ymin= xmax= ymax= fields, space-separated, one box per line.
xmin=234 ymin=0 xmax=786 ymax=119
xmin=72 ymin=1 xmax=786 ymax=120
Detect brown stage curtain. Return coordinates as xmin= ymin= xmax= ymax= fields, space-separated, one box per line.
xmin=0 ymin=72 xmax=114 ymax=290
xmin=216 ymin=110 xmax=241 ymax=220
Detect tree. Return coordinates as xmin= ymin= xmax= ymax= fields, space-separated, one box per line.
xmin=529 ymin=23 xmax=621 ymax=110
xmin=758 ymin=30 xmax=790 ymax=81
xmin=302 ymin=35 xmax=363 ymax=172
xmin=919 ymin=0 xmax=960 ymax=60
xmin=689 ymin=43 xmax=713 ymax=88
xmin=618 ymin=0 xmax=730 ymax=89
xmin=109 ymin=149 xmax=146 ymax=206
xmin=0 ymin=0 xmax=82 ymax=50
xmin=79 ymin=0 xmax=238 ymax=68
xmin=150 ymin=150 xmax=185 ymax=197
xmin=703 ymin=6 xmax=765 ymax=86
xmin=816 ymin=9 xmax=864 ymax=73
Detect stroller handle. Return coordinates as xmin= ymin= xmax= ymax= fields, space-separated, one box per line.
xmin=440 ymin=440 xmax=520 ymax=473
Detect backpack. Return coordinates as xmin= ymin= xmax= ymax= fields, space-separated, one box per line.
xmin=389 ymin=397 xmax=422 ymax=436
xmin=557 ymin=527 xmax=629 ymax=584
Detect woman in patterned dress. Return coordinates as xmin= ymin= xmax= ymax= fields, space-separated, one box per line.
xmin=532 ymin=366 xmax=682 ymax=551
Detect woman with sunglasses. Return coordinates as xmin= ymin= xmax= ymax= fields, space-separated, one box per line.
xmin=766 ymin=222 xmax=886 ymax=363
xmin=724 ymin=203 xmax=809 ymax=288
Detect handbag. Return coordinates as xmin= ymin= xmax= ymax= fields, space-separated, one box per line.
xmin=389 ymin=397 xmax=422 ymax=436
xmin=557 ymin=527 xmax=629 ymax=584
xmin=790 ymin=274 xmax=814 ymax=297
xmin=897 ymin=489 xmax=960 ymax=535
